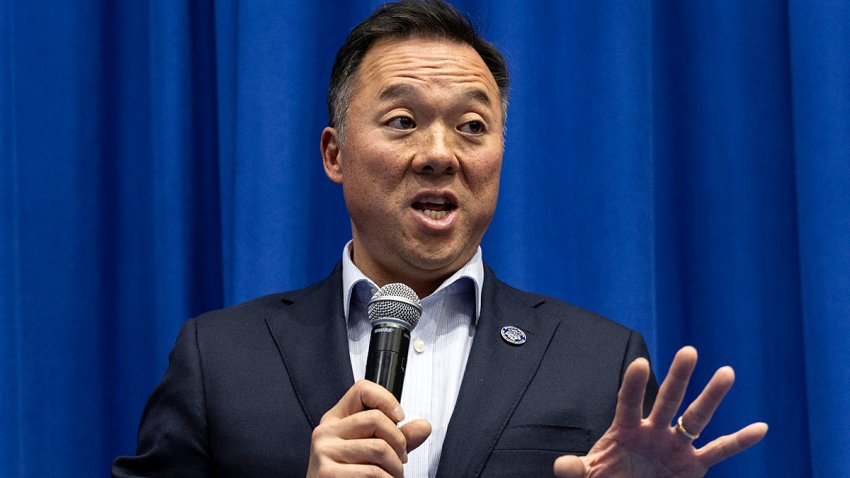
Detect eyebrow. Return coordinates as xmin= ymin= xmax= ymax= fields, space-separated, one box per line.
xmin=377 ymin=83 xmax=495 ymax=108
xmin=464 ymin=88 xmax=493 ymax=108
xmin=377 ymin=83 xmax=418 ymax=102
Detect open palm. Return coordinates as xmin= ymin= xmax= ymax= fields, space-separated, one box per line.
xmin=554 ymin=347 xmax=768 ymax=478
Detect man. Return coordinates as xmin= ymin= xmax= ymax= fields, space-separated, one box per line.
xmin=113 ymin=1 xmax=767 ymax=476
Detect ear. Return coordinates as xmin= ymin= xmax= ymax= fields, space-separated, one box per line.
xmin=321 ymin=127 xmax=343 ymax=184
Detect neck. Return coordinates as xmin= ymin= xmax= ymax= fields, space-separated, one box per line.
xmin=349 ymin=245 xmax=455 ymax=299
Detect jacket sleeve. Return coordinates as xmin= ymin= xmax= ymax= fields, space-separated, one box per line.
xmin=112 ymin=319 xmax=213 ymax=477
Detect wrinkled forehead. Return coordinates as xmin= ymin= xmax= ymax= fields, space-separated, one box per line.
xmin=352 ymin=37 xmax=501 ymax=109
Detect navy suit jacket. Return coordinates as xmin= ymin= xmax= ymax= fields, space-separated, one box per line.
xmin=113 ymin=263 xmax=657 ymax=477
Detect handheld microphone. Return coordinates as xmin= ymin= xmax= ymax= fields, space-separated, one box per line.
xmin=365 ymin=283 xmax=422 ymax=402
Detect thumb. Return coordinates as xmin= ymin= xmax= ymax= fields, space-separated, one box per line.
xmin=553 ymin=455 xmax=586 ymax=478
xmin=400 ymin=419 xmax=432 ymax=452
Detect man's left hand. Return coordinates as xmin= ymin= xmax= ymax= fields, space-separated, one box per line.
xmin=553 ymin=346 xmax=768 ymax=478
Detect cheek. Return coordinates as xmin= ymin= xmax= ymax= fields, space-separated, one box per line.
xmin=349 ymin=139 xmax=408 ymax=178
xmin=342 ymin=150 xmax=408 ymax=212
xmin=467 ymin=156 xmax=502 ymax=197
xmin=344 ymin=156 xmax=391 ymax=192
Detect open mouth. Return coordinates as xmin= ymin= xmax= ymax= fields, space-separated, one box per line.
xmin=412 ymin=195 xmax=457 ymax=220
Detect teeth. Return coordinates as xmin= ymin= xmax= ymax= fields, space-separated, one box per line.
xmin=420 ymin=196 xmax=447 ymax=205
xmin=423 ymin=210 xmax=448 ymax=220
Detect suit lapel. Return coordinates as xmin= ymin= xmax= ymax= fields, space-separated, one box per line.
xmin=265 ymin=264 xmax=355 ymax=428
xmin=436 ymin=268 xmax=561 ymax=477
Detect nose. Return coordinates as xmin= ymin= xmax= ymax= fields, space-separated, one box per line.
xmin=412 ymin=125 xmax=459 ymax=175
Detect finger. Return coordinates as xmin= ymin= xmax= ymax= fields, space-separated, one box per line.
xmin=400 ymin=419 xmax=432 ymax=452
xmin=612 ymin=357 xmax=650 ymax=428
xmin=330 ymin=464 xmax=395 ymax=478
xmin=311 ymin=462 xmax=396 ymax=478
xmin=648 ymin=346 xmax=698 ymax=427
xmin=324 ymin=380 xmax=404 ymax=423
xmin=698 ymin=422 xmax=768 ymax=468
xmin=679 ymin=366 xmax=735 ymax=437
xmin=334 ymin=409 xmax=409 ymax=461
xmin=327 ymin=439 xmax=404 ymax=478
xmin=552 ymin=455 xmax=586 ymax=478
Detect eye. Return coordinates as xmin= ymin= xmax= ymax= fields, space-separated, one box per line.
xmin=387 ymin=116 xmax=416 ymax=130
xmin=458 ymin=120 xmax=485 ymax=134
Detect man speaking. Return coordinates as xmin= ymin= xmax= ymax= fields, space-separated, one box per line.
xmin=113 ymin=1 xmax=766 ymax=476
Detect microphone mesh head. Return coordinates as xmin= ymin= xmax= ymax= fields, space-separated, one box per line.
xmin=368 ymin=283 xmax=422 ymax=330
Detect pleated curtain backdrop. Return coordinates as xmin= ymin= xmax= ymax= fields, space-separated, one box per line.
xmin=1 ymin=1 xmax=848 ymax=476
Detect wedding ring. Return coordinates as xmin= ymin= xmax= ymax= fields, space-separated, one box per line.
xmin=675 ymin=415 xmax=700 ymax=440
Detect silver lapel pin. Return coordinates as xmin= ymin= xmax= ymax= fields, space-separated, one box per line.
xmin=500 ymin=325 xmax=527 ymax=345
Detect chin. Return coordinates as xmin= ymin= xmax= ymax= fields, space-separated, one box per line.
xmin=407 ymin=248 xmax=467 ymax=273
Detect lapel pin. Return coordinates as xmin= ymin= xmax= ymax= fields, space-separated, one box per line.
xmin=500 ymin=325 xmax=527 ymax=345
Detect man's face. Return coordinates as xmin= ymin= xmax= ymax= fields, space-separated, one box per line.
xmin=321 ymin=37 xmax=504 ymax=296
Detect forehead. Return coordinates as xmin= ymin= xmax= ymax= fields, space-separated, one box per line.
xmin=353 ymin=37 xmax=500 ymax=107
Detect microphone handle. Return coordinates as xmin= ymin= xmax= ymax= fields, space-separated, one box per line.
xmin=365 ymin=323 xmax=411 ymax=402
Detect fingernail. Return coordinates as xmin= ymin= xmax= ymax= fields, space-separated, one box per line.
xmin=402 ymin=451 xmax=408 ymax=463
xmin=392 ymin=405 xmax=404 ymax=421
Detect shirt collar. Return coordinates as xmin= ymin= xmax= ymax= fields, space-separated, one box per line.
xmin=341 ymin=240 xmax=484 ymax=322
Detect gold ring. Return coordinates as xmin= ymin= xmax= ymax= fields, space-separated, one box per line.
xmin=675 ymin=416 xmax=700 ymax=440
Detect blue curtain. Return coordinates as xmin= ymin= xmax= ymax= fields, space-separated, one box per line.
xmin=1 ymin=1 xmax=847 ymax=476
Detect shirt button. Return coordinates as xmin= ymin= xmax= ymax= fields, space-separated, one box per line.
xmin=413 ymin=339 xmax=425 ymax=353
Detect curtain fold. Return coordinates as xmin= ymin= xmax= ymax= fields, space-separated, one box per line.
xmin=1 ymin=1 xmax=847 ymax=476
xmin=788 ymin=1 xmax=850 ymax=476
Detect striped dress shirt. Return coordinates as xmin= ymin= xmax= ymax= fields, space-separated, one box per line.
xmin=341 ymin=241 xmax=483 ymax=478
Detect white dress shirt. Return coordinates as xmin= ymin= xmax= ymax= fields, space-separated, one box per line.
xmin=341 ymin=241 xmax=484 ymax=478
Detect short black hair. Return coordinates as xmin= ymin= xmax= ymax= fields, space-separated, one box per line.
xmin=327 ymin=0 xmax=510 ymax=139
